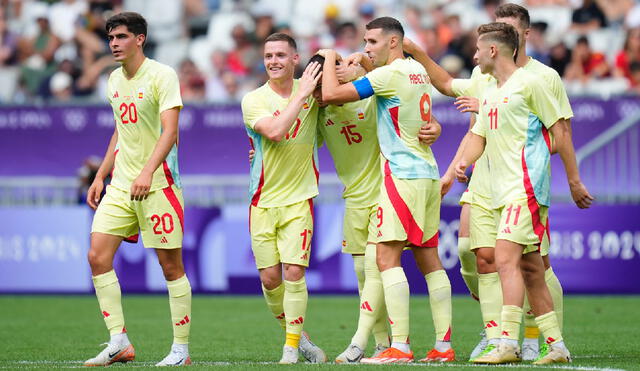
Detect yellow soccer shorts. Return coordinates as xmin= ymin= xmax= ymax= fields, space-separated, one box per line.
xmin=469 ymin=192 xmax=497 ymax=250
xmin=377 ymin=167 xmax=440 ymax=248
xmin=494 ymin=198 xmax=549 ymax=255
xmin=249 ymin=199 xmax=314 ymax=269
xmin=342 ymin=204 xmax=379 ymax=255
xmin=92 ymin=184 xmax=184 ymax=249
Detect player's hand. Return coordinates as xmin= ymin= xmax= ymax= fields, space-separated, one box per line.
xmin=440 ymin=171 xmax=455 ymax=198
xmin=336 ymin=63 xmax=364 ymax=83
xmin=569 ymin=180 xmax=594 ymax=209
xmin=316 ymin=49 xmax=340 ymax=61
xmin=344 ymin=52 xmax=363 ymax=67
xmin=455 ymin=161 xmax=469 ymax=183
xmin=455 ymin=96 xmax=479 ymax=114
xmin=298 ymin=61 xmax=322 ymax=98
xmin=418 ymin=121 xmax=441 ymax=146
xmin=87 ymin=179 xmax=104 ymax=210
xmin=249 ymin=149 xmax=255 ymax=163
xmin=402 ymin=37 xmax=418 ymax=53
xmin=130 ymin=171 xmax=152 ymax=201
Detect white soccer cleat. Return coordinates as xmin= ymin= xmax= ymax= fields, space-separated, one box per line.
xmin=469 ymin=330 xmax=488 ymax=360
xmin=298 ymin=331 xmax=327 ymax=363
xmin=533 ymin=344 xmax=571 ymax=365
xmin=84 ymin=342 xmax=135 ymax=366
xmin=279 ymin=345 xmax=299 ymax=364
xmin=335 ymin=343 xmax=364 ymax=363
xmin=155 ymin=344 xmax=191 ymax=366
xmin=371 ymin=343 xmax=389 ymax=357
xmin=521 ymin=340 xmax=540 ymax=361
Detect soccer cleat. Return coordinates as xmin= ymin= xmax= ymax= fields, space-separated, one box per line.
xmin=521 ymin=340 xmax=540 ymax=361
xmin=279 ymin=345 xmax=299 ymax=364
xmin=419 ymin=348 xmax=455 ymax=362
xmin=360 ymin=347 xmax=414 ymax=364
xmin=155 ymin=344 xmax=192 ymax=366
xmin=469 ymin=343 xmax=496 ymax=362
xmin=371 ymin=344 xmax=389 ymax=357
xmin=472 ymin=342 xmax=521 ymax=364
xmin=533 ymin=344 xmax=571 ymax=365
xmin=298 ymin=331 xmax=327 ymax=363
xmin=468 ymin=330 xmax=488 ymax=360
xmin=335 ymin=343 xmax=364 ymax=364
xmin=84 ymin=342 xmax=135 ymax=367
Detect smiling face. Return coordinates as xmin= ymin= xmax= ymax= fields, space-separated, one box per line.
xmin=263 ymin=40 xmax=299 ymax=82
xmin=107 ymin=25 xmax=145 ymax=63
xmin=364 ymin=28 xmax=392 ymax=68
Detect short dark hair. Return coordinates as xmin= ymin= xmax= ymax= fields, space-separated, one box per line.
xmin=264 ymin=32 xmax=297 ymax=51
xmin=495 ymin=3 xmax=530 ymax=29
xmin=307 ymin=54 xmax=339 ymax=73
xmin=365 ymin=16 xmax=404 ymax=38
xmin=106 ymin=12 xmax=147 ymax=38
xmin=478 ymin=22 xmax=519 ymax=55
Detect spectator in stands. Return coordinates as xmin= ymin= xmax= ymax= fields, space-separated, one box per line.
xmin=226 ymin=23 xmax=259 ymax=78
xmin=527 ymin=22 xmax=550 ymax=65
xmin=179 ymin=58 xmax=207 ymax=102
xmin=571 ymin=0 xmax=607 ymax=34
xmin=17 ymin=13 xmax=60 ymax=98
xmin=564 ymin=35 xmax=610 ymax=82
xmin=333 ymin=22 xmax=361 ymax=58
xmin=0 ymin=7 xmax=19 ymax=66
xmin=613 ymin=27 xmax=640 ymax=87
xmin=549 ymin=41 xmax=572 ymax=76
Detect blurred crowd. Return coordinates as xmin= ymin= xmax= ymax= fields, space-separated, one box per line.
xmin=1 ymin=0 xmax=640 ymax=104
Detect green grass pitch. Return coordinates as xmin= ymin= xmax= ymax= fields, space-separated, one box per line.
xmin=0 ymin=295 xmax=638 ymax=370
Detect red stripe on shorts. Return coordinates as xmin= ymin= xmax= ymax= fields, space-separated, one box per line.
xmin=521 ymin=148 xmax=545 ymax=243
xmin=163 ymin=186 xmax=184 ymax=232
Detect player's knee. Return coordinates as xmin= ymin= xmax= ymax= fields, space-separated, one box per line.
xmin=476 ymin=249 xmax=496 ymax=273
xmin=283 ymin=264 xmax=305 ymax=281
xmin=159 ymin=261 xmax=183 ymax=281
xmin=87 ymin=248 xmax=109 ymax=273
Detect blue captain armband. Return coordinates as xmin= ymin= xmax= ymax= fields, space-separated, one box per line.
xmin=352 ymin=77 xmax=374 ymax=99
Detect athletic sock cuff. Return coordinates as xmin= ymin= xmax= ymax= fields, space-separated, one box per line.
xmin=380 ymin=267 xmax=407 ymax=288
xmin=425 ymin=269 xmax=451 ymax=291
xmin=167 ymin=275 xmax=191 ymax=297
xmin=502 ymin=305 xmax=523 ymax=322
xmin=92 ymin=270 xmax=118 ymax=288
xmin=284 ymin=277 xmax=307 ymax=293
xmin=544 ymin=267 xmax=555 ymax=281
xmin=262 ymin=282 xmax=285 ymax=295
xmin=478 ymin=272 xmax=500 ymax=283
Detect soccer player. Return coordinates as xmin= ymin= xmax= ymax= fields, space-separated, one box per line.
xmin=307 ymin=54 xmax=442 ymax=363
xmin=321 ymin=17 xmax=455 ymax=363
xmin=455 ymin=22 xmax=593 ymax=364
xmin=403 ymin=3 xmax=574 ymax=360
xmin=241 ymin=33 xmax=326 ymax=364
xmin=84 ymin=12 xmax=191 ymax=367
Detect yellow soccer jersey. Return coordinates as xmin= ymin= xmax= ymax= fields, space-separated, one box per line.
xmin=452 ymin=66 xmax=493 ymax=200
xmin=472 ymin=68 xmax=562 ymax=209
xmin=318 ymin=97 xmax=381 ymax=208
xmin=107 ymin=58 xmax=183 ymax=192
xmin=454 ymin=59 xmax=574 ymax=202
xmin=352 ymin=58 xmax=439 ymax=180
xmin=242 ymin=80 xmax=319 ymax=208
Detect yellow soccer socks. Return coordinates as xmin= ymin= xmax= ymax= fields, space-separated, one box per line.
xmin=425 ymin=269 xmax=452 ymax=347
xmin=92 ymin=270 xmax=125 ymax=336
xmin=262 ymin=283 xmax=286 ymax=330
xmin=478 ymin=272 xmax=502 ymax=342
xmin=352 ymin=244 xmax=389 ymax=349
xmin=545 ymin=268 xmax=564 ymax=330
xmin=457 ymin=237 xmax=479 ymax=298
xmin=283 ymin=277 xmax=308 ymax=348
xmin=381 ymin=267 xmax=410 ymax=345
xmin=535 ymin=311 xmax=563 ymax=346
xmin=500 ymin=305 xmax=523 ymax=342
xmin=353 ymin=255 xmax=365 ymax=296
xmin=167 ymin=275 xmax=192 ymax=344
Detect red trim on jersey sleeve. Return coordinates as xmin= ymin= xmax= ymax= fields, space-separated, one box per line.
xmin=163 ymin=186 xmax=184 ymax=232
xmin=389 ymin=106 xmax=401 ymax=137
xmin=541 ymin=126 xmax=552 ymax=152
xmin=521 ymin=148 xmax=545 ymax=243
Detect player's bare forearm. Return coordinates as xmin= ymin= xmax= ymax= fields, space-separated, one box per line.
xmin=321 ymin=50 xmax=360 ymax=104
xmin=446 ymin=114 xmax=476 ymax=175
xmin=550 ymin=120 xmax=594 ymax=208
xmin=455 ymin=133 xmax=485 ymax=182
xmin=95 ymin=128 xmax=118 ymax=182
xmin=403 ymin=37 xmax=455 ymax=97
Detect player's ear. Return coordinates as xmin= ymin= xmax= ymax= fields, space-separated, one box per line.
xmin=523 ymin=28 xmax=530 ymax=42
xmin=389 ymin=34 xmax=399 ymax=49
xmin=136 ymin=33 xmax=146 ymax=48
xmin=292 ymin=52 xmax=300 ymax=65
